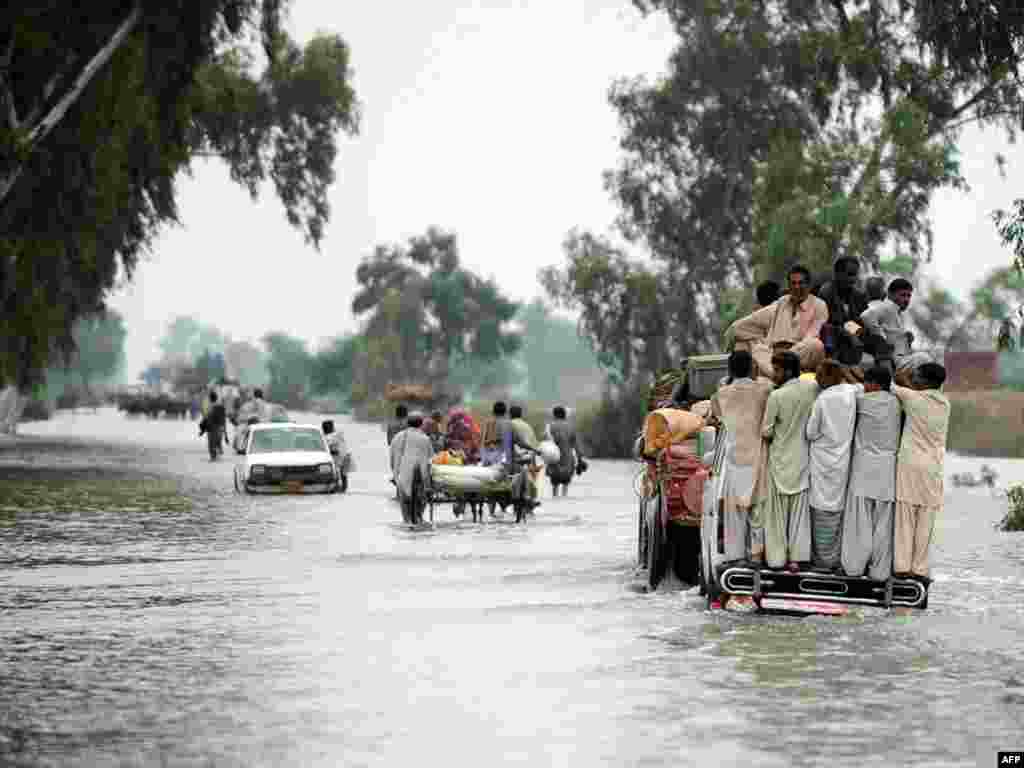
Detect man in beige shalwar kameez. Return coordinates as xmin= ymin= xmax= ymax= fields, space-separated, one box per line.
xmin=761 ymin=351 xmax=819 ymax=570
xmin=725 ymin=264 xmax=828 ymax=379
xmin=710 ymin=350 xmax=774 ymax=564
xmin=891 ymin=362 xmax=950 ymax=583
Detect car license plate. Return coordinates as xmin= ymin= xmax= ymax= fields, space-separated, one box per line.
xmin=759 ymin=598 xmax=848 ymax=615
xmin=283 ymin=480 xmax=303 ymax=493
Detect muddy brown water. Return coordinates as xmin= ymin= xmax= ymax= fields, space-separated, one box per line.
xmin=0 ymin=407 xmax=1022 ymax=767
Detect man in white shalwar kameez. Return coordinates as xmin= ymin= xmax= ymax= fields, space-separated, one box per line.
xmin=805 ymin=359 xmax=857 ymax=571
xmin=710 ymin=350 xmax=775 ymax=564
xmin=390 ymin=413 xmax=435 ymax=524
xmin=761 ymin=351 xmax=819 ymax=570
xmin=891 ymin=363 xmax=950 ymax=582
xmin=841 ymin=365 xmax=901 ymax=580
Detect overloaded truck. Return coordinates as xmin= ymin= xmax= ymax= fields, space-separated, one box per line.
xmin=636 ymin=353 xmax=929 ymax=615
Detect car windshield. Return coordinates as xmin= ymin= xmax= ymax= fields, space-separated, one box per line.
xmin=249 ymin=428 xmax=325 ymax=454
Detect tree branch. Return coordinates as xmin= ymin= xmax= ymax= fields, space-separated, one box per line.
xmin=0 ymin=3 xmax=143 ymax=208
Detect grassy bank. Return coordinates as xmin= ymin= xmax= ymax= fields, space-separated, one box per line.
xmin=947 ymin=390 xmax=1024 ymax=458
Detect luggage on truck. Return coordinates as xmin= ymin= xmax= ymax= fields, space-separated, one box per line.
xmin=642 ymin=408 xmax=704 ymax=457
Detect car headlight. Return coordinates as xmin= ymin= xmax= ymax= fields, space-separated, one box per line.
xmin=317 ymin=463 xmax=334 ymax=475
xmin=250 ymin=465 xmax=266 ymax=477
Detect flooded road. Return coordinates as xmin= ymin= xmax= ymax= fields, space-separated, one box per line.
xmin=1 ymin=408 xmax=1022 ymax=767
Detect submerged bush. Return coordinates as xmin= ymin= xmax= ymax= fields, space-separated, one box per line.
xmin=999 ymin=484 xmax=1024 ymax=531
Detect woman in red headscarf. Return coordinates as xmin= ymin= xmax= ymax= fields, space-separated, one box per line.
xmin=444 ymin=407 xmax=481 ymax=464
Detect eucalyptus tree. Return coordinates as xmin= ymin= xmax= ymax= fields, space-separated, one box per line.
xmin=350 ymin=228 xmax=521 ymax=399
xmin=0 ymin=1 xmax=359 ymax=395
xmin=540 ymin=230 xmax=672 ymax=384
xmin=597 ymin=0 xmax=1024 ymax=355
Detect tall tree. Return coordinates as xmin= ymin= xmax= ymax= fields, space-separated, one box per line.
xmin=540 ymin=231 xmax=671 ymax=384
xmin=601 ymin=0 xmax=1022 ymax=354
xmin=351 ymin=228 xmax=521 ymax=398
xmin=310 ymin=334 xmax=360 ymax=396
xmin=0 ymin=2 xmax=359 ymax=396
xmin=262 ymin=331 xmax=311 ymax=409
xmin=223 ymin=339 xmax=267 ymax=386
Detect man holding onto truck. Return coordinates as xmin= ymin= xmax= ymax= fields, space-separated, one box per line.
xmin=761 ymin=350 xmax=819 ymax=571
xmin=725 ymin=265 xmax=828 ymax=379
xmin=710 ymin=350 xmax=774 ymax=565
xmin=841 ymin=365 xmax=901 ymax=581
xmin=891 ymin=362 xmax=950 ymax=584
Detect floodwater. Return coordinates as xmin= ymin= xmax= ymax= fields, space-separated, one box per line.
xmin=0 ymin=408 xmax=1022 ymax=767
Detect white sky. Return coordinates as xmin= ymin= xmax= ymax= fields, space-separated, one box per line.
xmin=109 ymin=0 xmax=1024 ymax=378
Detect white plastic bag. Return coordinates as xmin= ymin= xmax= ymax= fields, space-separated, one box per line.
xmin=538 ymin=439 xmax=561 ymax=465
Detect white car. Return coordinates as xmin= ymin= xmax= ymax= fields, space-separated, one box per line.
xmin=233 ymin=422 xmax=340 ymax=494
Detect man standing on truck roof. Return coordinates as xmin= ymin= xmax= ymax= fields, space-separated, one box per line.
xmin=725 ymin=264 xmax=828 ymax=379
xmin=891 ymin=362 xmax=950 ymax=584
xmin=761 ymin=350 xmax=819 ymax=571
xmin=841 ymin=365 xmax=901 ymax=581
xmin=805 ymin=359 xmax=857 ymax=571
xmin=710 ymin=350 xmax=774 ymax=565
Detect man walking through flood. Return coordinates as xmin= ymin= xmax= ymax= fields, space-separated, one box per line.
xmin=390 ymin=412 xmax=434 ymax=524
xmin=761 ymin=350 xmax=819 ymax=571
xmin=199 ymin=391 xmax=228 ymax=461
xmin=892 ymin=362 xmax=950 ymax=584
xmin=386 ymin=404 xmax=408 ymax=446
xmin=841 ymin=365 xmax=901 ymax=581
xmin=545 ymin=406 xmax=584 ymax=497
xmin=710 ymin=350 xmax=774 ymax=564
xmin=725 ymin=264 xmax=828 ymax=378
xmin=805 ymin=359 xmax=857 ymax=571
xmin=509 ymin=404 xmax=541 ymax=506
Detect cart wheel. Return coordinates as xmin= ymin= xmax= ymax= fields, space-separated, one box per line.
xmin=338 ymin=474 xmax=348 ymax=494
xmin=647 ymin=492 xmax=666 ymax=590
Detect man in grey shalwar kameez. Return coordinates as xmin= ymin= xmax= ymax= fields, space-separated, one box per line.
xmin=805 ymin=359 xmax=857 ymax=571
xmin=390 ymin=413 xmax=434 ymax=524
xmin=841 ymin=365 xmax=901 ymax=580
xmin=761 ymin=351 xmax=819 ymax=570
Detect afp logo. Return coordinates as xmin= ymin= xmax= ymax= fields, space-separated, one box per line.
xmin=999 ymin=752 xmax=1024 ymax=765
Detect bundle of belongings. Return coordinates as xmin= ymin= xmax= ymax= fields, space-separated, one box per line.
xmin=648 ymin=369 xmax=684 ymax=412
xmin=641 ymin=407 xmax=715 ymax=526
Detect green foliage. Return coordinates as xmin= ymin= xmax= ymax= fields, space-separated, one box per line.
xmin=909 ymin=282 xmax=965 ymax=348
xmin=262 ymin=331 xmax=312 ymax=409
xmin=574 ymin=379 xmax=650 ymax=459
xmin=0 ymin=3 xmax=359 ymax=389
xmin=224 ymin=340 xmax=267 ymax=387
xmin=607 ymin=0 xmax=1015 ymax=347
xmin=541 ymin=231 xmax=672 ymax=384
xmin=1000 ymin=484 xmax=1024 ymax=532
xmin=878 ymin=254 xmax=916 ymax=276
xmin=993 ymin=200 xmax=1024 ymax=275
xmin=517 ymin=299 xmax=603 ymax=403
xmin=158 ymin=316 xmax=228 ymax=362
xmin=350 ymin=228 xmax=521 ymax=401
xmin=310 ymin=334 xmax=360 ymax=397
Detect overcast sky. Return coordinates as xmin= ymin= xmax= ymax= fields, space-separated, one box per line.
xmin=109 ymin=1 xmax=1022 ymax=378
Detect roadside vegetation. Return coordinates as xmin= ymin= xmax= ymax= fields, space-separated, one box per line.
xmin=1000 ymin=484 xmax=1024 ymax=532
